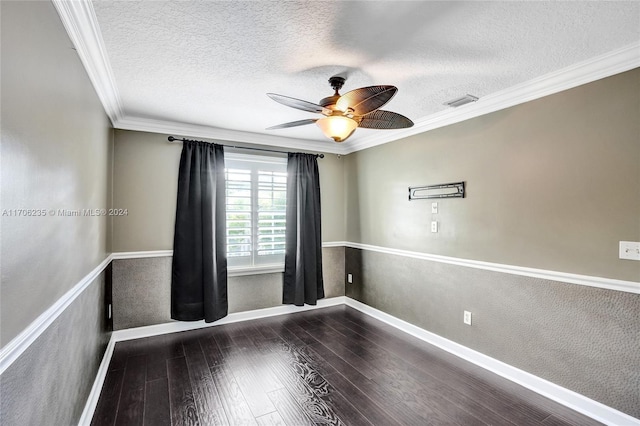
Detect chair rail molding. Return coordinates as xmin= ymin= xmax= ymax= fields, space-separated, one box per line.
xmin=343 ymin=242 xmax=640 ymax=294
xmin=0 ymin=254 xmax=113 ymax=375
xmin=111 ymin=242 xmax=639 ymax=294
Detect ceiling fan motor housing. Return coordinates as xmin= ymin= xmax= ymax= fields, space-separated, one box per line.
xmin=319 ymin=94 xmax=341 ymax=109
xmin=329 ymin=76 xmax=345 ymax=92
xmin=320 ymin=76 xmax=347 ymax=110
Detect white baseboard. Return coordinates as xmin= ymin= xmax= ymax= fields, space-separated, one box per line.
xmin=112 ymin=296 xmax=347 ymax=342
xmin=79 ymin=295 xmax=638 ymax=426
xmin=78 ymin=335 xmax=117 ymax=426
xmin=78 ymin=296 xmax=347 ymax=425
xmin=344 ymin=298 xmax=640 ymax=426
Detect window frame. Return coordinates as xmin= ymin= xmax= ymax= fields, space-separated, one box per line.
xmin=224 ymin=152 xmax=287 ymax=275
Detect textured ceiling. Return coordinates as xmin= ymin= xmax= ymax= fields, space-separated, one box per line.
xmin=90 ymin=1 xmax=640 ymax=148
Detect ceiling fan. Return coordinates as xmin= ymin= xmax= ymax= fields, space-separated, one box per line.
xmin=266 ymin=76 xmax=414 ymax=143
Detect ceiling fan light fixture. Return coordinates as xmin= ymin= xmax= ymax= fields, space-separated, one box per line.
xmin=316 ymin=116 xmax=358 ymax=142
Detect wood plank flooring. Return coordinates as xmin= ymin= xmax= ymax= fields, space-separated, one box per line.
xmin=91 ymin=305 xmax=603 ymax=426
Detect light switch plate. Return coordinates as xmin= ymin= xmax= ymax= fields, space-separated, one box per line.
xmin=431 ymin=202 xmax=438 ymax=214
xmin=463 ymin=311 xmax=472 ymax=325
xmin=619 ymin=241 xmax=640 ymax=260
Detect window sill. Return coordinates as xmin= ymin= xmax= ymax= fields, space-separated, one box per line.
xmin=228 ymin=264 xmax=284 ymax=277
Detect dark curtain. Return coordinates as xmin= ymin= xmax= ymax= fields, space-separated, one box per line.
xmin=171 ymin=140 xmax=228 ymax=322
xmin=283 ymin=153 xmax=324 ymax=305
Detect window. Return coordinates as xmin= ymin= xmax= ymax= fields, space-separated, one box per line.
xmin=225 ymin=153 xmax=287 ymax=270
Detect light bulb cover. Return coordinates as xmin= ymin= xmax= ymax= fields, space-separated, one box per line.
xmin=316 ymin=116 xmax=358 ymax=142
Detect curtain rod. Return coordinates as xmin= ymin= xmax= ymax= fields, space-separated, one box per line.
xmin=167 ymin=136 xmax=324 ymax=158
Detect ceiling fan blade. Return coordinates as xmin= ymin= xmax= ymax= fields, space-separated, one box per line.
xmin=336 ymin=85 xmax=397 ymax=115
xmin=267 ymin=93 xmax=326 ymax=114
xmin=358 ymin=110 xmax=414 ymax=129
xmin=266 ymin=119 xmax=318 ymax=130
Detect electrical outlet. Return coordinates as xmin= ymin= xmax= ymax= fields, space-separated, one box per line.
xmin=347 ymin=273 xmax=353 ymax=284
xmin=431 ymin=221 xmax=438 ymax=233
xmin=619 ymin=241 xmax=640 ymax=260
xmin=463 ymin=311 xmax=472 ymax=325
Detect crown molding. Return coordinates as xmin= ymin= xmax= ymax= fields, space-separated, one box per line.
xmin=52 ymin=0 xmax=343 ymax=153
xmin=343 ymin=42 xmax=640 ymax=154
xmin=55 ymin=0 xmax=639 ymax=154
xmin=52 ymin=0 xmax=124 ymax=124
xmin=115 ymin=116 xmax=347 ymax=155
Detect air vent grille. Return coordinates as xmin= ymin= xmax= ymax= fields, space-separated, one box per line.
xmin=444 ymin=94 xmax=479 ymax=108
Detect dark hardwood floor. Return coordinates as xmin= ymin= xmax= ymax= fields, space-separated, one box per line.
xmin=91 ymin=305 xmax=602 ymax=426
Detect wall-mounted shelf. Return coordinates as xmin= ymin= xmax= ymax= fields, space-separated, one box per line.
xmin=409 ymin=182 xmax=465 ymax=200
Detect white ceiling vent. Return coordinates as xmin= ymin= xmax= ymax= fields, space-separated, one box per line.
xmin=444 ymin=95 xmax=479 ymax=108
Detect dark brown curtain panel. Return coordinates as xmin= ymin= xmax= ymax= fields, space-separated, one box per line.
xmin=283 ymin=153 xmax=324 ymax=305
xmin=171 ymin=140 xmax=227 ymax=322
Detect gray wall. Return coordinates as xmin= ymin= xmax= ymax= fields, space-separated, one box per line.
xmin=112 ymin=247 xmax=345 ymax=330
xmin=110 ymin=129 xmax=347 ymax=326
xmin=345 ymin=69 xmax=640 ymax=282
xmin=3 ymin=1 xmax=636 ymax=423
xmin=1 ymin=0 xmax=113 ymax=346
xmin=0 ymin=1 xmax=112 ymax=424
xmin=344 ymin=70 xmax=640 ymax=418
xmin=1 ymin=273 xmax=109 ymax=425
xmin=111 ymin=129 xmax=345 ymax=252
xmin=345 ymin=248 xmax=640 ymax=418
